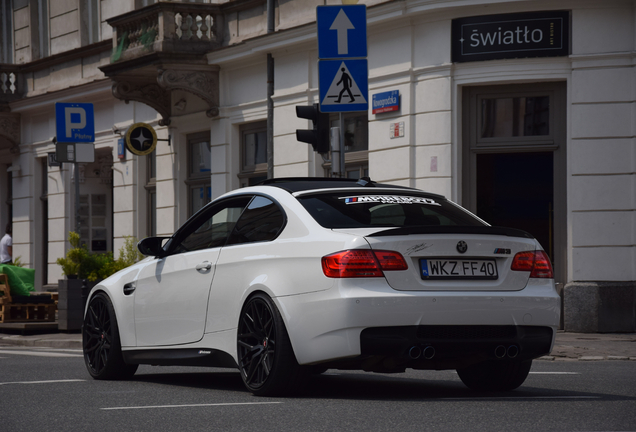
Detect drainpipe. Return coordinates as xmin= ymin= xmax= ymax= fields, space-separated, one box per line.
xmin=266 ymin=0 xmax=275 ymax=179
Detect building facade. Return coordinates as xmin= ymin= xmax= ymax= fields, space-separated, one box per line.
xmin=0 ymin=0 xmax=634 ymax=332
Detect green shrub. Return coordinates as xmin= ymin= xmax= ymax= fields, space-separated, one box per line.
xmin=57 ymin=232 xmax=143 ymax=282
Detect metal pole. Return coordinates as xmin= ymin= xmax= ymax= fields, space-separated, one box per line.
xmin=266 ymin=53 xmax=274 ymax=179
xmin=339 ymin=113 xmax=345 ymax=178
xmin=74 ymin=162 xmax=80 ymax=235
xmin=330 ymin=127 xmax=340 ymax=178
xmin=266 ymin=0 xmax=275 ymax=179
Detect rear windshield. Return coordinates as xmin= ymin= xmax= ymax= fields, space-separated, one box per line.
xmin=297 ymin=193 xmax=486 ymax=229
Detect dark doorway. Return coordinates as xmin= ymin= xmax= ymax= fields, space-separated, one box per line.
xmin=476 ymin=152 xmax=553 ymax=259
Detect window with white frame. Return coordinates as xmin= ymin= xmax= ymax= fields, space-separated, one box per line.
xmin=239 ymin=121 xmax=267 ymax=187
xmin=80 ymin=0 xmax=100 ymax=45
xmin=187 ymin=132 xmax=212 ymax=216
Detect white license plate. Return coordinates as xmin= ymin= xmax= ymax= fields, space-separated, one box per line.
xmin=420 ymin=258 xmax=498 ymax=280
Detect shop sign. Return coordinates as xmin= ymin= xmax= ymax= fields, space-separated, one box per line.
xmin=452 ymin=11 xmax=570 ymax=63
xmin=125 ymin=123 xmax=157 ymax=156
xmin=372 ymin=90 xmax=399 ymax=114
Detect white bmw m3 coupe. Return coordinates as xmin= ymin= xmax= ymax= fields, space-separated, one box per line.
xmin=82 ymin=177 xmax=560 ymax=395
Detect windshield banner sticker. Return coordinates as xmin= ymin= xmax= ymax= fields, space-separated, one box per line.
xmin=341 ymin=196 xmax=441 ymax=206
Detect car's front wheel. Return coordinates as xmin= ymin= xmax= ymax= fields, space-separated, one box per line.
xmin=82 ymin=292 xmax=138 ymax=380
xmin=237 ymin=293 xmax=301 ymax=396
xmin=457 ymin=359 xmax=532 ymax=391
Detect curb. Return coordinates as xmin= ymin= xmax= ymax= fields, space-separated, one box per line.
xmin=0 ymin=335 xmax=82 ymax=350
xmin=538 ymin=355 xmax=636 ymax=362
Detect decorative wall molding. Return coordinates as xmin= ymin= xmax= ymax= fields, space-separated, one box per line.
xmin=158 ymin=67 xmax=220 ymax=118
xmin=112 ymin=80 xmax=172 ymax=126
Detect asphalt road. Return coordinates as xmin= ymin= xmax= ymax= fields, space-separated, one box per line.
xmin=1 ymin=346 xmax=635 ymax=432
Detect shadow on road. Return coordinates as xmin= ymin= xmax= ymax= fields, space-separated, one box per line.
xmin=127 ymin=368 xmax=636 ymax=403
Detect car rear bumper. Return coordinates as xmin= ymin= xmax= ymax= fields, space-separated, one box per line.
xmin=276 ymin=278 xmax=560 ymax=367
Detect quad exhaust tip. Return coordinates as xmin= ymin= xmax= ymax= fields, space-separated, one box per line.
xmin=507 ymin=345 xmax=519 ymax=358
xmin=409 ymin=345 xmax=435 ymax=360
xmin=495 ymin=345 xmax=519 ymax=359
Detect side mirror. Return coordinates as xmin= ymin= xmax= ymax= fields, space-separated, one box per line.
xmin=137 ymin=237 xmax=171 ymax=257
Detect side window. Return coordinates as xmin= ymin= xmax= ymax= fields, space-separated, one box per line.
xmin=227 ymin=196 xmax=285 ymax=246
xmin=173 ymin=197 xmax=252 ymax=253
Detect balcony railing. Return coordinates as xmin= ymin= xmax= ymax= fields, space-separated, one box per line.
xmin=108 ymin=2 xmax=223 ymax=63
xmin=0 ymin=64 xmax=23 ymax=103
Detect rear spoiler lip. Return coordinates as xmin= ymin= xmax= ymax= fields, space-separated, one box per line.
xmin=367 ymin=225 xmax=535 ymax=239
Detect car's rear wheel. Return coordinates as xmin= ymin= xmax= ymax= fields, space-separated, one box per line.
xmin=457 ymin=359 xmax=532 ymax=391
xmin=82 ymin=292 xmax=138 ymax=380
xmin=237 ymin=293 xmax=301 ymax=396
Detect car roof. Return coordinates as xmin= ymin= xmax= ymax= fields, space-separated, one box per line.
xmin=257 ymin=177 xmax=421 ymax=194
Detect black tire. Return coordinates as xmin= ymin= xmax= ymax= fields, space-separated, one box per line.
xmin=237 ymin=293 xmax=302 ymax=396
xmin=82 ymin=292 xmax=138 ymax=380
xmin=457 ymin=359 xmax=532 ymax=391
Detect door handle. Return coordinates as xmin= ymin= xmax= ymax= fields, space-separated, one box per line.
xmin=196 ymin=261 xmax=212 ymax=271
xmin=123 ymin=282 xmax=136 ymax=295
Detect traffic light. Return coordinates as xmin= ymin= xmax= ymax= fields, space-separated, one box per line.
xmin=296 ymin=103 xmax=330 ymax=154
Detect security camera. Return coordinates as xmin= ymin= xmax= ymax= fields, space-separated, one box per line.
xmin=112 ymin=125 xmax=122 ymax=136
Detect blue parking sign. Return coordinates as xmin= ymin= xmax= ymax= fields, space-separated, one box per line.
xmin=55 ymin=102 xmax=95 ymax=143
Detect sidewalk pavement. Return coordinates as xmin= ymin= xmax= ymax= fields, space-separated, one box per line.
xmin=0 ymin=329 xmax=635 ymax=361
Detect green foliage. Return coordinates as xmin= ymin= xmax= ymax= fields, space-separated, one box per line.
xmin=57 ymin=232 xmax=143 ymax=282
xmin=12 ymin=256 xmax=24 ymax=267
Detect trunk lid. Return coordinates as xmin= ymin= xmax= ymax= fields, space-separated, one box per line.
xmin=363 ymin=226 xmax=538 ymax=291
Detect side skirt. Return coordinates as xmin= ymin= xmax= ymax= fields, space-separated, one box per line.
xmin=122 ymin=348 xmax=238 ymax=369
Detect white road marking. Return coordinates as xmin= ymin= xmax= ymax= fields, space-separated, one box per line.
xmin=0 ymin=349 xmax=82 ymax=357
xmin=101 ymin=402 xmax=283 ymax=411
xmin=530 ymin=372 xmax=580 ymax=375
xmin=0 ymin=379 xmax=85 ymax=386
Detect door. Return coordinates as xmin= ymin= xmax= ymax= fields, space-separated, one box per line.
xmin=462 ymin=83 xmax=566 ymax=288
xmin=134 ymin=196 xmax=252 ymax=346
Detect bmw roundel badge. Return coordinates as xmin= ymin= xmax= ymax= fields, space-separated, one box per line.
xmin=456 ymin=241 xmax=467 ymax=254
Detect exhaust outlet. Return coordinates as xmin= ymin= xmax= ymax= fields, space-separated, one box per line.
xmin=494 ymin=345 xmax=507 ymax=359
xmin=423 ymin=346 xmax=435 ymax=360
xmin=507 ymin=345 xmax=519 ymax=358
xmin=409 ymin=346 xmax=422 ymax=359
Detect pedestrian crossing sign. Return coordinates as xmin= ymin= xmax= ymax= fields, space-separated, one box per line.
xmin=319 ymin=59 xmax=368 ymax=113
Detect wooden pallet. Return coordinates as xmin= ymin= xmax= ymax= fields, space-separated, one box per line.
xmin=0 ymin=273 xmax=56 ymax=323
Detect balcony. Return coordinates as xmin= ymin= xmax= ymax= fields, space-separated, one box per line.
xmin=0 ymin=64 xmax=22 ymax=152
xmin=100 ymin=2 xmax=227 ymax=125
xmin=0 ymin=64 xmax=24 ymax=104
xmin=108 ymin=2 xmax=223 ymax=64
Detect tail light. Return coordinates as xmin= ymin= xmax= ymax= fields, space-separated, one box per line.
xmin=322 ymin=250 xmax=408 ymax=278
xmin=511 ymin=250 xmax=553 ymax=278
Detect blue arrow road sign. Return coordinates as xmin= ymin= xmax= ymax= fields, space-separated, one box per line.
xmin=317 ymin=5 xmax=367 ymax=59
xmin=55 ymin=102 xmax=95 ymax=143
xmin=319 ymin=59 xmax=368 ymax=113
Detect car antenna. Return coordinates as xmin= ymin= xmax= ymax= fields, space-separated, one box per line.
xmin=356 ymin=177 xmax=376 ymax=187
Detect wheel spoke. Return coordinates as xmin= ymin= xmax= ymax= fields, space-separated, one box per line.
xmin=237 ymin=297 xmax=279 ymax=388
xmin=83 ymin=296 xmax=113 ymax=375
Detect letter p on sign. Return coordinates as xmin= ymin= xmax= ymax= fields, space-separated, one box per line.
xmin=55 ymin=102 xmax=95 ymax=143
xmin=65 ymin=107 xmax=86 ymax=138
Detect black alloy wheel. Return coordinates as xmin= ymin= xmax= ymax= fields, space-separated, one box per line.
xmin=82 ymin=292 xmax=138 ymax=380
xmin=237 ymin=293 xmax=301 ymax=396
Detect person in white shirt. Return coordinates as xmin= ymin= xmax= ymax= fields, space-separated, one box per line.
xmin=0 ymin=224 xmax=12 ymax=264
